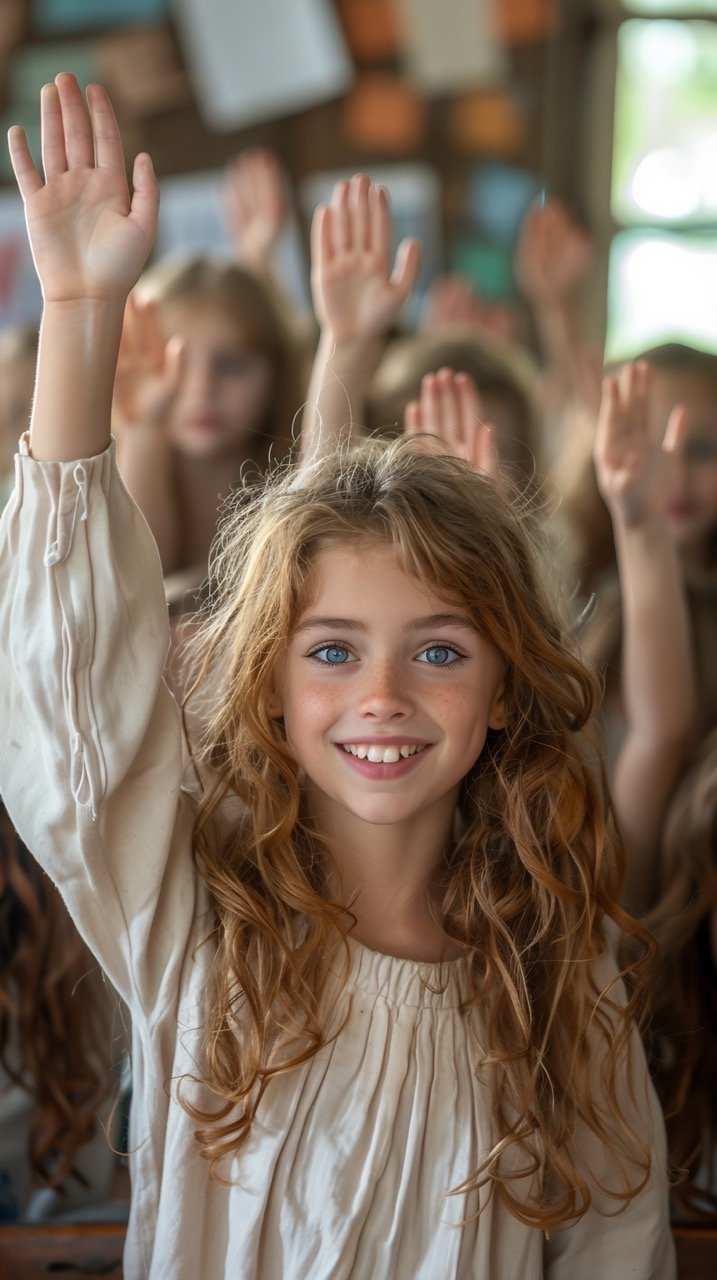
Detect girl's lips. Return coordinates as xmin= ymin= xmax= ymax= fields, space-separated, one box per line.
xmin=333 ymin=743 xmax=432 ymax=780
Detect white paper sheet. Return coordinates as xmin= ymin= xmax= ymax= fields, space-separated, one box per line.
xmin=172 ymin=0 xmax=354 ymax=130
xmin=394 ymin=0 xmax=506 ymax=93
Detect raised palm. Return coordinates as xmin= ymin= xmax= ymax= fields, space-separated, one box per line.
xmin=8 ymin=74 xmax=158 ymax=304
xmin=311 ymin=174 xmax=420 ymax=344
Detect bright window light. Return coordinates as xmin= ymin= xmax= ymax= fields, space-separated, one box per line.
xmin=606 ymin=230 xmax=717 ymax=360
xmin=625 ymin=1 xmax=717 ymax=13
xmin=613 ymin=20 xmax=717 ymax=225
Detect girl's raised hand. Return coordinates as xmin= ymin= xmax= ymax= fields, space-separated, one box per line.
xmin=113 ymin=293 xmax=184 ymax=432
xmin=404 ymin=368 xmax=500 ymax=482
xmin=594 ymin=361 xmax=688 ymax=527
xmin=7 ymin=74 xmax=158 ymax=304
xmin=515 ymin=199 xmax=592 ymax=307
xmin=310 ymin=175 xmax=421 ymax=345
xmin=223 ymin=148 xmax=288 ymax=269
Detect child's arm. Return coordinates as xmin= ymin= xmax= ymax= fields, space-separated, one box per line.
xmin=113 ymin=293 xmax=184 ymax=573
xmin=515 ymin=200 xmax=599 ymax=423
xmin=301 ymin=174 xmax=420 ymax=464
xmin=9 ymin=77 xmax=158 ymax=463
xmin=594 ymin=362 xmax=695 ymax=912
xmin=1 ymin=75 xmax=200 ymax=1016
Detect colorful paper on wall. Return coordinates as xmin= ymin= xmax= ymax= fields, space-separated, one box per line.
xmin=395 ymin=0 xmax=507 ymax=93
xmin=337 ymin=0 xmax=400 ymax=61
xmin=467 ymin=163 xmax=540 ymax=245
xmin=9 ymin=42 xmax=101 ymax=105
xmin=99 ymin=26 xmax=191 ymax=119
xmin=448 ymin=237 xmax=515 ymax=301
xmin=0 ymin=194 xmax=43 ymax=325
xmin=343 ymin=76 xmax=426 ymax=153
xmin=497 ymin=0 xmax=558 ymax=46
xmin=34 ymin=0 xmax=169 ymax=34
xmin=173 ymin=0 xmax=354 ymax=131
xmin=449 ymin=90 xmax=527 ymax=156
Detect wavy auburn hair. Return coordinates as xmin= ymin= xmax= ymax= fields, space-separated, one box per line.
xmin=645 ymin=728 xmax=717 ymax=1221
xmin=0 ymin=806 xmax=114 ymax=1195
xmin=183 ymin=435 xmax=653 ymax=1229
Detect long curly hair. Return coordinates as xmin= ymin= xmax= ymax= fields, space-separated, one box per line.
xmin=645 ymin=728 xmax=717 ymax=1221
xmin=180 ymin=435 xmax=653 ymax=1230
xmin=0 ymin=806 xmax=114 ymax=1196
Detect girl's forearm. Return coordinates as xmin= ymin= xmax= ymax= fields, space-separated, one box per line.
xmin=615 ymin=518 xmax=694 ymax=745
xmin=300 ymin=329 xmax=383 ymax=465
xmin=29 ymin=299 xmax=125 ymax=462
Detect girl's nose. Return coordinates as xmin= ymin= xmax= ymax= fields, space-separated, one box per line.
xmin=357 ymin=663 xmax=415 ymax=720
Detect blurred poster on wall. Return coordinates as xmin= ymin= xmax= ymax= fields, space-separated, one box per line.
xmin=394 ymin=0 xmax=507 ymax=93
xmin=300 ymin=164 xmax=442 ymax=326
xmin=156 ymin=171 xmax=310 ymax=312
xmin=34 ymin=0 xmax=169 ymax=33
xmin=0 ymin=195 xmax=42 ymax=326
xmin=173 ymin=0 xmax=354 ymax=131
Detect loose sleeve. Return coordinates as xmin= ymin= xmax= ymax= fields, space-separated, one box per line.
xmin=0 ymin=439 xmax=201 ymax=1024
xmin=543 ymin=949 xmax=675 ymax=1279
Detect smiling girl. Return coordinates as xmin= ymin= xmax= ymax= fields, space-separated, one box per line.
xmin=0 ymin=77 xmax=674 ymax=1279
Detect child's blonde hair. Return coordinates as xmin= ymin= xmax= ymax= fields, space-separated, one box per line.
xmin=138 ymin=254 xmax=305 ymax=466
xmin=183 ymin=436 xmax=652 ymax=1230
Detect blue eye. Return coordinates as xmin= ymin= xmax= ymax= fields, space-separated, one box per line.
xmin=417 ymin=645 xmax=463 ymax=666
xmin=309 ymin=645 xmax=355 ymax=665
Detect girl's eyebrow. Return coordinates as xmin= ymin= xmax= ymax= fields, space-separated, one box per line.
xmin=295 ymin=612 xmax=476 ymax=633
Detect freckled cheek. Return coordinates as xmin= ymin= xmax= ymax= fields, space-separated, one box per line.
xmin=283 ymin=680 xmax=347 ymax=744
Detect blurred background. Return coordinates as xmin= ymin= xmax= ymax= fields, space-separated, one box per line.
xmin=1 ymin=0 xmax=716 ymax=358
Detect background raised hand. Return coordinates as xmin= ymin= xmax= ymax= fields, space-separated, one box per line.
xmin=404 ymin=368 xmax=500 ymax=481
xmin=8 ymin=73 xmax=158 ymax=305
xmin=310 ymin=174 xmax=420 ymax=345
xmin=223 ymin=147 xmax=288 ymax=271
xmin=594 ymin=361 xmax=688 ymax=528
xmin=113 ymin=294 xmax=184 ymax=433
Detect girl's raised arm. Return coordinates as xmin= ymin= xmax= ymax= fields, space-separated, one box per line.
xmin=8 ymin=73 xmax=158 ymax=462
xmin=594 ymin=362 xmax=695 ymax=912
xmin=301 ymin=174 xmax=420 ymax=464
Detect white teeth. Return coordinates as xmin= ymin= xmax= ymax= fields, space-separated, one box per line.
xmin=341 ymin=743 xmax=427 ymax=763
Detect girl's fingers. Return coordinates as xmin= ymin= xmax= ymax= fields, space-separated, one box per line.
xmin=55 ymin=73 xmax=94 ymax=170
xmin=40 ymin=82 xmax=67 ymax=179
xmin=474 ymin=422 xmax=500 ymax=479
xmin=7 ymin=126 xmax=42 ymax=200
xmin=420 ymin=373 xmax=441 ymax=435
xmin=330 ymin=181 xmax=351 ymax=254
xmin=404 ymin=401 xmax=421 ymax=435
xmin=436 ymin=368 xmax=461 ymax=441
xmin=349 ymin=175 xmax=370 ymax=253
xmin=129 ymin=152 xmax=159 ymax=243
xmin=311 ymin=204 xmax=333 ymax=270
xmin=369 ymin=184 xmax=390 ymax=274
xmin=662 ymin=403 xmax=690 ymax=454
xmin=390 ymin=238 xmax=421 ymax=304
xmin=87 ymin=82 xmax=125 ymax=174
xmin=456 ymin=372 xmax=482 ymax=443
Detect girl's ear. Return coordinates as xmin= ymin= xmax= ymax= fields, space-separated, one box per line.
xmin=487 ymin=682 xmax=507 ymax=731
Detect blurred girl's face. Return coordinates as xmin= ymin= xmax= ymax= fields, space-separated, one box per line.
xmin=650 ymin=368 xmax=717 ymax=562
xmin=164 ymin=303 xmax=274 ymax=462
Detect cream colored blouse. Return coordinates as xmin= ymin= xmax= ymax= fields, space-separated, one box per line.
xmin=0 ymin=440 xmax=675 ymax=1279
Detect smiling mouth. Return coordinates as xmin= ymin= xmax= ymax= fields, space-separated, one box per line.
xmin=340 ymin=743 xmax=429 ymax=763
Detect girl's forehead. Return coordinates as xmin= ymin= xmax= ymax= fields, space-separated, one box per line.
xmin=300 ymin=539 xmax=469 ymax=619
